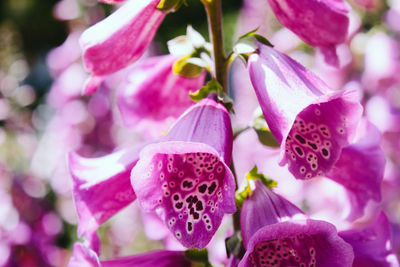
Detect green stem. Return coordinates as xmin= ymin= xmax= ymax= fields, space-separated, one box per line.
xmin=201 ymin=0 xmax=227 ymax=92
xmin=202 ymin=0 xmax=240 ymax=234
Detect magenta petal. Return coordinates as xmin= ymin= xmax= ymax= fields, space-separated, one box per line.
xmin=164 ymin=98 xmax=233 ymax=165
xmin=68 ymin=145 xmax=145 ymax=237
xmin=239 ymin=220 xmax=354 ymax=267
xmin=339 ymin=212 xmax=399 ymax=267
xmin=327 ymin=120 xmax=385 ymax=220
xmin=240 ymin=180 xmax=304 ymax=249
xmin=131 ymin=141 xmax=236 ymax=248
xmin=267 ymin=0 xmax=349 ymax=64
xmin=80 ymin=0 xmax=165 ymax=76
xmin=248 ymin=44 xmax=363 ymax=179
xmin=101 ymin=250 xmax=191 ymax=267
xmin=117 ymin=55 xmax=206 ymax=136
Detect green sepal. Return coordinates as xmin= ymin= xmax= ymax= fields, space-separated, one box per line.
xmin=246 ymin=165 xmax=277 ymax=189
xmin=157 ymin=0 xmax=186 ymax=12
xmin=173 ymin=55 xmax=204 ymax=78
xmin=225 ymin=232 xmax=245 ymax=259
xmin=253 ymin=115 xmax=280 ymax=148
xmin=234 ymin=28 xmax=274 ymax=63
xmin=253 ymin=34 xmax=273 ymax=47
xmin=235 ymin=165 xmax=277 ymax=208
xmin=189 ymin=79 xmax=221 ymax=102
xmin=234 ymin=182 xmax=252 ymax=209
xmin=189 ymin=80 xmax=234 ymax=113
xmin=184 ymin=249 xmax=212 ymax=267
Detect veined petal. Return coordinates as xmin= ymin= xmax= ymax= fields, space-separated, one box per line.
xmin=68 ymin=144 xmax=145 ymax=237
xmin=80 ymin=0 xmax=165 ymax=76
xmin=131 ymin=141 xmax=236 ymax=248
xmin=267 ymin=0 xmax=349 ymax=66
xmin=239 ymin=219 xmax=354 ymax=267
xmin=164 ymin=98 xmax=233 ymax=165
xmin=327 ymin=120 xmax=385 ymax=221
xmin=117 ymin=55 xmax=206 ymax=137
xmin=241 ymin=180 xmax=305 ymax=249
xmin=248 ymin=44 xmax=362 ymax=179
xmin=339 ymin=212 xmax=399 ymax=267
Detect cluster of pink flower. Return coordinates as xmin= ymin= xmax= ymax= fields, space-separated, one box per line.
xmin=12 ymin=0 xmax=399 ymax=266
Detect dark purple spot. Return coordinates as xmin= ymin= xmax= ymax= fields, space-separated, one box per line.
xmin=183 ymin=181 xmax=193 ymax=189
xmin=307 ymin=141 xmax=317 ymax=150
xmin=196 ymin=201 xmax=203 ymax=211
xmin=187 ymin=222 xmax=193 ymax=232
xmin=173 ymin=194 xmax=179 ymax=201
xmin=186 ymin=196 xmax=193 ymax=203
xmin=175 ymin=202 xmax=183 ymax=209
xmin=193 ymin=212 xmax=199 ymax=220
xmin=208 ymin=182 xmax=217 ymax=194
xmin=192 ymin=196 xmax=198 ymax=203
xmin=295 ymin=147 xmax=303 ymax=156
xmin=198 ymin=184 xmax=207 ymax=193
xmin=295 ymin=134 xmax=306 ymax=144
xmin=322 ymin=148 xmax=329 ymax=156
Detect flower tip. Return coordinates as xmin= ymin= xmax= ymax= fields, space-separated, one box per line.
xmin=82 ymin=75 xmax=104 ymax=95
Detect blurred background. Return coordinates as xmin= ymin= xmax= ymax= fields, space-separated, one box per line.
xmin=1 ymin=0 xmax=400 ymax=266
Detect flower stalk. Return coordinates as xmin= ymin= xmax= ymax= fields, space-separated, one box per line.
xmin=201 ymin=0 xmax=227 ymax=92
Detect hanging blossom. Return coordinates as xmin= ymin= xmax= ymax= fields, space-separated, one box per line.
xmin=131 ymin=97 xmax=236 ymax=248
xmin=80 ymin=0 xmax=166 ymax=94
xmin=68 ymin=242 xmax=191 ymax=267
xmin=326 ymin=119 xmax=385 ymax=221
xmin=339 ymin=212 xmax=400 ymax=267
xmin=248 ymin=43 xmax=363 ymax=180
xmin=68 ymin=143 xmax=148 ymax=239
xmin=117 ymin=54 xmax=206 ymax=138
xmin=239 ymin=180 xmax=354 ymax=267
xmin=267 ymin=0 xmax=350 ymax=66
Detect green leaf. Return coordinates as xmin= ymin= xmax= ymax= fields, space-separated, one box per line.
xmin=246 ymin=165 xmax=277 ymax=189
xmin=225 ymin=232 xmax=245 ymax=258
xmin=173 ymin=56 xmax=205 ymax=78
xmin=157 ymin=0 xmax=186 ymax=12
xmin=252 ymin=115 xmax=280 ymax=148
xmin=184 ymin=249 xmax=212 ymax=267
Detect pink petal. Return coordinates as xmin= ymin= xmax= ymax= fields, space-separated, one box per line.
xmin=68 ymin=145 xmax=145 ymax=237
xmin=80 ymin=0 xmax=165 ymax=76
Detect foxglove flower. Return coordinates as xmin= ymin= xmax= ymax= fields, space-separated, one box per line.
xmin=326 ymin=120 xmax=385 ymax=220
xmin=117 ymin=54 xmax=206 ymax=138
xmin=267 ymin=0 xmax=350 ymax=66
xmin=131 ymin=98 xmax=236 ymax=248
xmin=69 ymin=242 xmax=191 ymax=267
xmin=339 ymin=212 xmax=399 ymax=267
xmin=239 ymin=180 xmax=354 ymax=267
xmin=248 ymin=43 xmax=363 ymax=180
xmin=80 ymin=0 xmax=165 ymax=93
xmin=68 ymin=144 xmax=147 ymax=238
xmin=268 ymin=0 xmax=349 ymax=66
